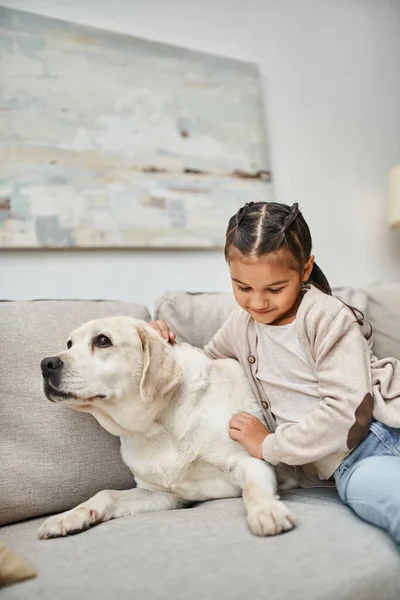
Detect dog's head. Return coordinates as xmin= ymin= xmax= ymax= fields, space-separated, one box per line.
xmin=41 ymin=317 xmax=182 ymax=419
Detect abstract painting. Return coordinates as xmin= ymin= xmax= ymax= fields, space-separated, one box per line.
xmin=0 ymin=7 xmax=272 ymax=248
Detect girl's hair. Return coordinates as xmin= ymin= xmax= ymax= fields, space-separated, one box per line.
xmin=225 ymin=201 xmax=371 ymax=339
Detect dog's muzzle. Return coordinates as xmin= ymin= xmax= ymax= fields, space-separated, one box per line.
xmin=40 ymin=356 xmax=106 ymax=403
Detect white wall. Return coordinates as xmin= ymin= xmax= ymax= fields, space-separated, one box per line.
xmin=1 ymin=0 xmax=400 ymax=313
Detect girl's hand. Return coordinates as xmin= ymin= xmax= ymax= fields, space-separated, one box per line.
xmin=229 ymin=412 xmax=269 ymax=459
xmin=149 ymin=320 xmax=176 ymax=344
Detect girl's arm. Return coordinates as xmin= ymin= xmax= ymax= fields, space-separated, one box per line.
xmin=261 ymin=305 xmax=373 ymax=468
xmin=203 ymin=307 xmax=242 ymax=360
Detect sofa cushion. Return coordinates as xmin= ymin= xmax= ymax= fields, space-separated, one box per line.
xmin=154 ymin=291 xmax=237 ymax=348
xmin=0 ymin=300 xmax=150 ymax=526
xmin=363 ymin=283 xmax=400 ymax=360
xmin=1 ymin=490 xmax=399 ymax=600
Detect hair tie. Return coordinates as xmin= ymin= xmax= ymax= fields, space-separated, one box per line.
xmin=235 ymin=202 xmax=254 ymax=226
xmin=281 ymin=202 xmax=300 ymax=233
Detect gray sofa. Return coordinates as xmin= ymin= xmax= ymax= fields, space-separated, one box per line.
xmin=1 ymin=285 xmax=400 ymax=599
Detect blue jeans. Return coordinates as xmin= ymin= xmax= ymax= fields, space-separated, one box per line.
xmin=334 ymin=420 xmax=400 ymax=547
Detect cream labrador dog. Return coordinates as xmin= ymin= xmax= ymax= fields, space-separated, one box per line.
xmin=39 ymin=316 xmax=295 ymax=539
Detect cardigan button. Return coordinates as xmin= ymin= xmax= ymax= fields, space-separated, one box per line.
xmin=261 ymin=401 xmax=268 ymax=410
xmin=248 ymin=355 xmax=256 ymax=364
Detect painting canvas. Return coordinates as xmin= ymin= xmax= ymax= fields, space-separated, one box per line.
xmin=0 ymin=7 xmax=272 ymax=248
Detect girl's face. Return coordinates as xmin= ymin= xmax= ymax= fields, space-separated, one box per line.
xmin=229 ymin=250 xmax=314 ymax=326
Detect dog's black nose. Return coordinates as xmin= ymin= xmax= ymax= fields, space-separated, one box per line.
xmin=41 ymin=357 xmax=64 ymax=376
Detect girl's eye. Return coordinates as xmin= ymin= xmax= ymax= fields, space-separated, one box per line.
xmin=94 ymin=335 xmax=112 ymax=348
xmin=236 ymin=285 xmax=285 ymax=293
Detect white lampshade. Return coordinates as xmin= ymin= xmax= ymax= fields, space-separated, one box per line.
xmin=389 ymin=165 xmax=400 ymax=228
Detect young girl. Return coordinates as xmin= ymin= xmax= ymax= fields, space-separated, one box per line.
xmin=150 ymin=201 xmax=400 ymax=546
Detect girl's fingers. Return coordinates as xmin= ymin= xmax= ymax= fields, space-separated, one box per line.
xmin=229 ymin=414 xmax=248 ymax=430
xmin=157 ymin=321 xmax=170 ymax=340
xmin=158 ymin=321 xmax=176 ymax=343
xmin=229 ymin=428 xmax=242 ymax=442
xmin=236 ymin=412 xmax=253 ymax=420
xmin=149 ymin=320 xmax=176 ymax=343
xmin=149 ymin=320 xmax=174 ymax=342
xmin=149 ymin=322 xmax=162 ymax=337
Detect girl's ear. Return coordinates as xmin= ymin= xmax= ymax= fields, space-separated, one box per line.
xmin=303 ymin=255 xmax=314 ymax=282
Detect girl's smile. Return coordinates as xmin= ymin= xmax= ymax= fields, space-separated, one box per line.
xmin=251 ymin=307 xmax=276 ymax=315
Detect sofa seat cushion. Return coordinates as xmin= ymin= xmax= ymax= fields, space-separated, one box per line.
xmin=1 ymin=489 xmax=399 ymax=600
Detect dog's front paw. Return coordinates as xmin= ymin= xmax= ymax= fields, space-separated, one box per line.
xmin=247 ymin=499 xmax=295 ymax=536
xmin=39 ymin=506 xmax=99 ymax=540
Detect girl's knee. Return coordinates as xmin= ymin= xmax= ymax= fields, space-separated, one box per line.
xmin=343 ymin=455 xmax=400 ymax=504
xmin=342 ymin=456 xmax=400 ymax=543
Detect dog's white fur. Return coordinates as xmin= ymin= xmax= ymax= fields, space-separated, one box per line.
xmin=39 ymin=317 xmax=295 ymax=539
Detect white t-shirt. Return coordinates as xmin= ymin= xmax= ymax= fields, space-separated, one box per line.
xmin=256 ymin=320 xmax=320 ymax=426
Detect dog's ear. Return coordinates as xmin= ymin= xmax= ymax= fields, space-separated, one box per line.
xmin=138 ymin=328 xmax=182 ymax=404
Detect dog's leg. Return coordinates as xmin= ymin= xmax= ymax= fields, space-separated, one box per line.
xmin=234 ymin=456 xmax=295 ymax=536
xmin=39 ymin=488 xmax=184 ymax=539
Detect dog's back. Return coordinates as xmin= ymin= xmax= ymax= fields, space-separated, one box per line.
xmin=120 ymin=341 xmax=263 ymax=501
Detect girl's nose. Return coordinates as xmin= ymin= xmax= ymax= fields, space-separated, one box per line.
xmin=252 ymin=294 xmax=269 ymax=311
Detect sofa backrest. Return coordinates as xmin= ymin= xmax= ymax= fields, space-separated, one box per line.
xmin=155 ymin=291 xmax=237 ymax=348
xmin=362 ymin=283 xmax=400 ymax=361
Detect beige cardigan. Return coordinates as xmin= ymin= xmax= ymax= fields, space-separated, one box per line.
xmin=204 ymin=285 xmax=400 ymax=482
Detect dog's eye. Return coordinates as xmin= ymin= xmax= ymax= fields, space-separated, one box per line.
xmin=67 ymin=340 xmax=72 ymax=350
xmin=94 ymin=335 xmax=112 ymax=348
